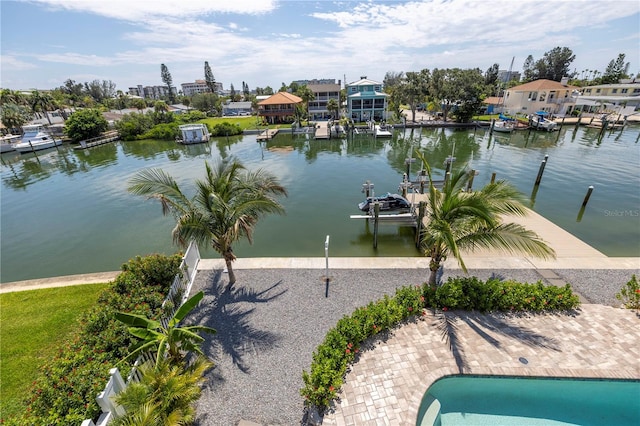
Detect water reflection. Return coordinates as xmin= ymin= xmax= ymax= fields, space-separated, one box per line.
xmin=1 ymin=125 xmax=639 ymax=282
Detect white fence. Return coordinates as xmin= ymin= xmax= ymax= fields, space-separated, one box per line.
xmin=81 ymin=241 xmax=201 ymax=426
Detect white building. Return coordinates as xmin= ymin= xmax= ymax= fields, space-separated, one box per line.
xmin=181 ymin=80 xmax=223 ymax=96
xmin=575 ymin=79 xmax=640 ymax=114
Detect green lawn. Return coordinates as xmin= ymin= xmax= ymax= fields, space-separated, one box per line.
xmin=0 ymin=283 xmax=108 ymax=420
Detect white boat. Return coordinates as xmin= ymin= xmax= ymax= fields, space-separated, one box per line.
xmin=0 ymin=134 xmax=21 ymax=153
xmin=176 ymin=123 xmax=210 ymax=144
xmin=14 ymin=125 xmax=62 ymax=153
xmin=492 ymin=120 xmax=515 ymax=133
xmin=529 ymin=113 xmax=558 ymax=131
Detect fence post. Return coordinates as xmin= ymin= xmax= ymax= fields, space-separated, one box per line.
xmin=96 ymin=368 xmax=126 ymax=417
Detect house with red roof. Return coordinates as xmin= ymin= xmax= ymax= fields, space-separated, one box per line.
xmin=257 ymin=92 xmax=303 ymax=124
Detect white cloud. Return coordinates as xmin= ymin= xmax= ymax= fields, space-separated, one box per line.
xmin=0 ymin=55 xmax=38 ymax=71
xmin=4 ymin=0 xmax=639 ymax=90
xmin=32 ymin=0 xmax=277 ymax=20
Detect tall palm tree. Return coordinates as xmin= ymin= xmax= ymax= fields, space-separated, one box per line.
xmin=128 ymin=158 xmax=287 ymax=289
xmin=415 ymin=150 xmax=555 ymax=287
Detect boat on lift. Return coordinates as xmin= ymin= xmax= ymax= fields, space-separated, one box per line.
xmin=14 ymin=125 xmax=62 ymax=153
xmin=0 ymin=134 xmax=21 ymax=153
xmin=358 ymin=193 xmax=411 ymax=212
xmin=529 ymin=112 xmax=558 ymax=131
xmin=176 ymin=123 xmax=210 ymax=144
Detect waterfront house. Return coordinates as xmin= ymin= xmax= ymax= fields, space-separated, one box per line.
xmin=503 ymin=78 xmax=579 ymax=116
xmin=307 ymin=80 xmax=341 ymax=120
xmin=574 ymin=79 xmax=640 ymax=115
xmin=346 ymin=76 xmax=388 ymax=122
xmin=257 ymin=92 xmax=303 ymax=124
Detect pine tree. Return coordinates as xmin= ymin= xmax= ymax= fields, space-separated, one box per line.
xmin=204 ymin=61 xmax=216 ymax=94
xmin=160 ymin=63 xmax=175 ymax=103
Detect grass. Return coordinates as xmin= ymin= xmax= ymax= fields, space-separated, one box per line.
xmin=200 ymin=116 xmax=295 ymax=131
xmin=0 ymin=283 xmax=108 ymax=420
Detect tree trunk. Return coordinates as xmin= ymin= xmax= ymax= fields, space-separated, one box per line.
xmin=428 ymin=267 xmax=438 ymax=287
xmin=225 ymin=258 xmax=236 ymax=290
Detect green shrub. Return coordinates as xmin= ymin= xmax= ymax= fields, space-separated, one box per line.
xmin=10 ymin=253 xmax=182 ymax=426
xmin=139 ymin=122 xmax=180 ymax=140
xmin=115 ymin=112 xmax=154 ymax=140
xmin=177 ymin=110 xmax=207 ymax=123
xmin=301 ymin=276 xmax=580 ymax=412
xmin=301 ymin=285 xmax=423 ymax=410
xmin=616 ymin=274 xmax=640 ymax=309
xmin=434 ymin=277 xmax=580 ymax=312
xmin=210 ymin=121 xmax=242 ymax=137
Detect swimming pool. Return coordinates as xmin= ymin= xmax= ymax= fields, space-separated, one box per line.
xmin=417 ymin=375 xmax=640 ymax=425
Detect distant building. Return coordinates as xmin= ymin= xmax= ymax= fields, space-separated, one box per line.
xmin=497 ymin=70 xmax=521 ymax=83
xmin=222 ymin=101 xmax=253 ymax=116
xmin=307 ymin=80 xmax=341 ymax=120
xmin=503 ymin=78 xmax=578 ymax=115
xmin=346 ymin=76 xmax=388 ymax=122
xmin=257 ymin=92 xmax=303 ymax=124
xmin=292 ymin=78 xmax=339 ymax=86
xmin=128 ymin=85 xmax=176 ymax=100
xmin=576 ymin=80 xmax=640 ymax=113
xmin=181 ymin=79 xmax=223 ymax=96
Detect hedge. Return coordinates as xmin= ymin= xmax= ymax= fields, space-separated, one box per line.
xmin=301 ymin=276 xmax=580 ymax=412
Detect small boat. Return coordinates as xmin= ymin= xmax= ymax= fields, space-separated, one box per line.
xmin=14 ymin=125 xmax=62 ymax=153
xmin=492 ymin=120 xmax=515 ymax=133
xmin=358 ymin=193 xmax=411 ymax=212
xmin=176 ymin=123 xmax=210 ymax=144
xmin=529 ymin=112 xmax=558 ymax=131
xmin=0 ymin=134 xmax=21 ymax=153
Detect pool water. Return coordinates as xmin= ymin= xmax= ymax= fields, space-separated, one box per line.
xmin=417 ymin=376 xmax=640 ymax=426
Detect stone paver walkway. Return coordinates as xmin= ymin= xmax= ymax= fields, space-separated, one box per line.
xmin=322 ymin=304 xmax=640 ymax=425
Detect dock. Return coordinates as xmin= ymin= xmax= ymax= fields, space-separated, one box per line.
xmin=256 ymin=128 xmax=279 ymax=141
xmin=352 ymin=190 xmax=610 ymax=263
xmin=74 ymin=131 xmax=120 ymax=150
xmin=314 ymin=121 xmax=330 ymax=139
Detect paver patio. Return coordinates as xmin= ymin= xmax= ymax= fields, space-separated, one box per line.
xmin=322 ymin=304 xmax=640 ymax=425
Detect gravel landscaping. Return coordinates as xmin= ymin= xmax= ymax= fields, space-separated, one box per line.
xmin=187 ymin=266 xmax=638 ymax=425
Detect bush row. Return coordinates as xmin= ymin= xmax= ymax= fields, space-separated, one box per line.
xmin=8 ymin=254 xmax=182 ymax=426
xmin=301 ymin=276 xmax=580 ymax=411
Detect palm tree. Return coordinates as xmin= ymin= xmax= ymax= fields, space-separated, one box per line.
xmin=296 ymin=85 xmax=315 ymax=119
xmin=327 ymin=98 xmax=339 ymax=119
xmin=29 ymin=90 xmax=54 ymax=125
xmin=113 ymin=355 xmax=212 ymax=426
xmin=115 ymin=291 xmax=216 ymax=366
xmin=128 ymin=158 xmax=287 ymax=289
xmin=415 ymin=150 xmax=555 ymax=287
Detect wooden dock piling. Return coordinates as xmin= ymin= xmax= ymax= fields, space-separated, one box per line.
xmin=534 ymin=155 xmax=549 ymax=186
xmin=373 ymin=203 xmax=380 ymax=249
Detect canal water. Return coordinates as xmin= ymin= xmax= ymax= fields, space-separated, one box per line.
xmin=1 ymin=124 xmax=638 ymax=283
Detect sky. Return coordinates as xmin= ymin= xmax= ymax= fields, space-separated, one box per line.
xmin=1 ymin=0 xmax=639 ymax=93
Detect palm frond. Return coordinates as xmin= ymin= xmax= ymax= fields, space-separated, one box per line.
xmin=128 ymin=168 xmax=192 ymax=215
xmin=456 ymin=222 xmax=556 ymax=259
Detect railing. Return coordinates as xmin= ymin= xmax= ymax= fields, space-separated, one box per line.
xmin=81 ymin=241 xmax=201 ymax=426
